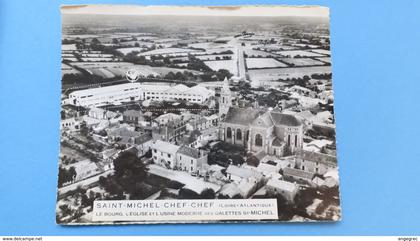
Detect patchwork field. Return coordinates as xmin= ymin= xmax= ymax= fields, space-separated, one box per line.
xmin=246 ymin=58 xmax=288 ymax=68
xmin=138 ymin=47 xmax=202 ymax=56
xmin=195 ymin=54 xmax=232 ymax=61
xmin=315 ymin=57 xmax=332 ymax=64
xmin=281 ymin=58 xmax=326 ymax=67
xmin=80 ymin=57 xmax=115 ymax=62
xmin=275 ymin=50 xmax=325 ymax=58
xmin=204 ymin=60 xmax=237 ymax=75
xmin=310 ymin=49 xmax=331 ymax=55
xmin=68 ymin=62 xmax=201 ymax=78
xmin=61 ymin=63 xmax=82 ymax=76
xmin=248 ymin=66 xmax=332 ymax=81
xmin=244 ymin=49 xmax=279 ymax=58
xmin=116 ymin=47 xmax=148 ymax=55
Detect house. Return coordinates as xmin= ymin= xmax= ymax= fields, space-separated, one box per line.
xmin=107 ymin=125 xmax=142 ymax=146
xmin=100 ymin=148 xmax=119 ymax=170
xmin=256 ymin=161 xmax=281 ymax=176
xmin=219 ymin=183 xmax=241 ymax=198
xmin=123 ymin=110 xmax=144 ymax=125
xmin=303 ymin=139 xmax=333 ymax=152
xmin=237 ymin=177 xmax=261 ymax=198
xmin=151 ymin=119 xmax=187 ymax=142
xmin=175 ymin=145 xmax=208 ymax=174
xmin=155 ymin=113 xmax=182 ymax=125
xmin=283 ymin=167 xmax=315 ymax=183
xmin=66 ymin=160 xmax=100 ymax=182
xmin=151 ymin=140 xmax=209 ymax=175
xmin=265 ymin=178 xmax=299 ymax=203
xmin=151 ymin=140 xmax=180 ymax=169
xmin=226 ymin=165 xmax=263 ymax=183
xmin=294 ymin=150 xmax=337 ymax=175
xmin=179 ymin=129 xmax=202 ymax=147
xmin=134 ymin=133 xmax=153 ymax=157
xmin=61 ymin=117 xmax=82 ymax=131
xmin=287 ymin=85 xmax=316 ymax=98
xmin=88 ymin=107 xmax=118 ymax=120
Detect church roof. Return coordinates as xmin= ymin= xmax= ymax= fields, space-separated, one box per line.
xmin=272 ymin=137 xmax=283 ymax=146
xmin=224 ymin=107 xmax=262 ymax=126
xmin=252 ymin=112 xmax=273 ymax=127
xmin=269 ymin=112 xmax=301 ymax=126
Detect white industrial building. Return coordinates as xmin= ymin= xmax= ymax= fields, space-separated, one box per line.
xmin=141 ymin=84 xmax=214 ymax=104
xmin=65 ymin=83 xmax=214 ymax=107
xmin=66 ymin=83 xmax=142 ymax=107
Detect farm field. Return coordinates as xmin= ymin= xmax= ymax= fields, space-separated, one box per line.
xmin=292 ymin=43 xmax=321 ymax=49
xmin=118 ymin=41 xmax=155 ymax=47
xmin=138 ymin=47 xmax=202 ymax=56
xmin=80 ymin=57 xmax=115 ymax=62
xmin=62 ymin=44 xmax=77 ymax=51
xmin=244 ymin=49 xmax=279 ymax=57
xmin=316 ymin=57 xmax=332 ymax=64
xmin=63 ymin=57 xmax=78 ymax=62
xmin=61 ymin=63 xmax=82 ymax=76
xmin=255 ymin=44 xmax=298 ymax=51
xmin=281 ymin=58 xmax=326 ymax=66
xmin=310 ymin=49 xmax=331 ymax=55
xmin=188 ymin=42 xmax=227 ymax=49
xmin=204 ymin=60 xmax=237 ymax=75
xmin=248 ymin=66 xmax=332 ymax=81
xmin=195 ymin=54 xmax=232 ymax=61
xmin=275 ymin=50 xmax=325 ymax=58
xmin=246 ymin=57 xmax=288 ymax=68
xmin=116 ymin=47 xmax=147 ymax=55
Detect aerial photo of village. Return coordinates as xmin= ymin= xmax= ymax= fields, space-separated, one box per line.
xmin=57 ymin=7 xmax=341 ymax=224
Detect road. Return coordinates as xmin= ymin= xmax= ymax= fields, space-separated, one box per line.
xmin=230 ymin=38 xmax=247 ymax=81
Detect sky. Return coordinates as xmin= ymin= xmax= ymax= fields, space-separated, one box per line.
xmin=61 ymin=5 xmax=329 ymax=18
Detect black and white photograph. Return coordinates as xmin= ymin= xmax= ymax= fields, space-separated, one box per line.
xmin=57 ymin=5 xmax=341 ymax=224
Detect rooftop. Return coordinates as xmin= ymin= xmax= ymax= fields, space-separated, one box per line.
xmin=152 ymin=140 xmax=180 ymax=154
xmin=283 ymin=167 xmax=314 ymax=180
xmin=266 ymin=178 xmax=298 ymax=193
xmin=177 ymin=145 xmax=202 ymax=159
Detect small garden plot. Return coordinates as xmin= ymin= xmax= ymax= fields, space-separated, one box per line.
xmin=310 ymin=49 xmax=331 ymax=55
xmin=275 ymin=50 xmax=325 ymax=58
xmin=204 ymin=60 xmax=237 ymax=75
xmin=315 ymin=57 xmax=331 ymax=64
xmin=246 ymin=58 xmax=288 ymax=68
xmin=281 ymin=58 xmax=325 ymax=67
xmin=116 ymin=47 xmax=147 ymax=55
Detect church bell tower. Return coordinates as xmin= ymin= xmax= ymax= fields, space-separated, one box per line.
xmin=219 ymin=77 xmax=232 ymax=116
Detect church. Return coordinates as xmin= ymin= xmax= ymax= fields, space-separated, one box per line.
xmin=218 ymin=78 xmax=303 ymax=157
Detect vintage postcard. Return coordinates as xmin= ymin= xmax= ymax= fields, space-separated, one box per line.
xmin=57 ymin=5 xmax=340 ymax=224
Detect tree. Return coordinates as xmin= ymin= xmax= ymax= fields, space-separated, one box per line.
xmin=200 ymin=188 xmax=216 ymax=199
xmin=246 ymin=155 xmax=260 ymax=167
xmin=58 ymin=166 xmax=76 ymax=187
xmin=179 ymin=188 xmax=200 ymax=199
xmin=113 ymin=151 xmax=146 ymax=179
